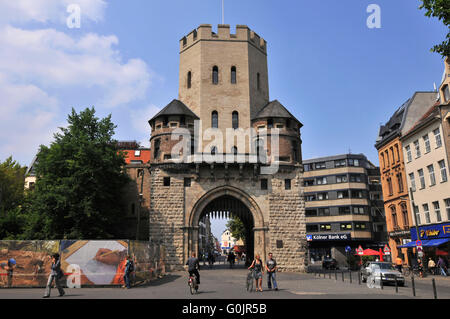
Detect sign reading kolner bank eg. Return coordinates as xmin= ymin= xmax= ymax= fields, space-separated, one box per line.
xmin=306 ymin=233 xmax=351 ymax=241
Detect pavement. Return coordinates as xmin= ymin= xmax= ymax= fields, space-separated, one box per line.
xmin=0 ymin=261 xmax=449 ymax=299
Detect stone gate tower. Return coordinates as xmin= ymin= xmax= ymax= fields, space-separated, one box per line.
xmin=147 ymin=24 xmax=307 ymax=272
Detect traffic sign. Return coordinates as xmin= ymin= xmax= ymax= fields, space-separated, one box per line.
xmin=357 ymin=246 xmax=364 ymax=256
xmin=416 ymin=240 xmax=422 ymax=247
xmin=383 ymin=245 xmax=391 ymax=253
xmin=345 ymin=246 xmax=351 ymax=253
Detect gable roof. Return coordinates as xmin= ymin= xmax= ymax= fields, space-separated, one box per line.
xmin=149 ymin=99 xmax=199 ymax=125
xmin=253 ymin=100 xmax=302 ymax=126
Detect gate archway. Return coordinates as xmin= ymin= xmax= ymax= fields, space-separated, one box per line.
xmin=185 ymin=186 xmax=267 ymax=265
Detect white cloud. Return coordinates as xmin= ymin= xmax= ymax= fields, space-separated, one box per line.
xmin=0 ymin=0 xmax=107 ymax=25
xmin=0 ymin=1 xmax=156 ymax=165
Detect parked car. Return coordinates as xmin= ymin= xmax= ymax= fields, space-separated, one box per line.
xmin=360 ymin=262 xmax=405 ymax=286
xmin=322 ymin=258 xmax=339 ymax=270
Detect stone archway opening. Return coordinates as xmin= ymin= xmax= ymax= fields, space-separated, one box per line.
xmin=199 ymin=195 xmax=255 ymax=267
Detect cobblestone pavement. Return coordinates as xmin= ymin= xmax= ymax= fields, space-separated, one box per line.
xmin=0 ymin=262 xmax=449 ymax=299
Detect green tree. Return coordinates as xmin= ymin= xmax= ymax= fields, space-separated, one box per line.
xmin=226 ymin=216 xmax=246 ymax=244
xmin=0 ymin=157 xmax=27 ymax=239
xmin=24 ymin=107 xmax=130 ymax=239
xmin=420 ymin=0 xmax=450 ymax=58
xmin=0 ymin=156 xmax=27 ymax=214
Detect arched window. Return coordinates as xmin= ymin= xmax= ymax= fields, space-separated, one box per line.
xmin=154 ymin=139 xmax=161 ymax=160
xmin=390 ymin=206 xmax=398 ymax=228
xmin=212 ymin=66 xmax=219 ymax=84
xmin=211 ymin=111 xmax=218 ymax=128
xmin=187 ymin=71 xmax=192 ymax=89
xmin=231 ymin=66 xmax=237 ymax=84
xmin=257 ymin=72 xmax=261 ymax=90
xmin=232 ymin=111 xmax=239 ymax=129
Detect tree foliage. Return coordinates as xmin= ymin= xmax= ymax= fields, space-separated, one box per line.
xmin=226 ymin=216 xmax=246 ymax=243
xmin=420 ymin=0 xmax=450 ymax=58
xmin=0 ymin=157 xmax=27 ymax=239
xmin=24 ymin=107 xmax=130 ymax=240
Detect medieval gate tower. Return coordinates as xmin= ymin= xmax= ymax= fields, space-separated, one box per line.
xmin=147 ymin=24 xmax=307 ymax=272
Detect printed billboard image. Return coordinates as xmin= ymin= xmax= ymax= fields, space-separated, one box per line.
xmin=60 ymin=240 xmax=128 ymax=286
xmin=0 ymin=241 xmax=59 ymax=287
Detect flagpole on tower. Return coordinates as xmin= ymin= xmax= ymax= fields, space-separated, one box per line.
xmin=222 ymin=0 xmax=224 ymax=24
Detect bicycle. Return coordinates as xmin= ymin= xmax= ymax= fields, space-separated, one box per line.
xmin=188 ymin=274 xmax=198 ymax=295
xmin=246 ymin=269 xmax=254 ymax=292
xmin=403 ymin=266 xmax=423 ymax=277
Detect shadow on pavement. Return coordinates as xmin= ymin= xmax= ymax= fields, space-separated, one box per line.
xmin=134 ymin=274 xmax=182 ymax=288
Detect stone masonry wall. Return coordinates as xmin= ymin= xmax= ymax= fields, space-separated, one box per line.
xmin=149 ymin=167 xmax=185 ymax=271
xmin=268 ymin=168 xmax=307 ymax=272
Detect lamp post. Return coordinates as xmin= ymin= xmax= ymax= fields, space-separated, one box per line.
xmin=400 ymin=187 xmax=420 ymax=259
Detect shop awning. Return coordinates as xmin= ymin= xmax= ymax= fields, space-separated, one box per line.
xmin=398 ymin=241 xmax=416 ymax=248
xmin=423 ymin=238 xmax=450 ymax=247
xmin=398 ymin=238 xmax=450 ymax=248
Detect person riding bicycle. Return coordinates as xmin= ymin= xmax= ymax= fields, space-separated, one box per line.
xmin=186 ymin=252 xmax=200 ymax=285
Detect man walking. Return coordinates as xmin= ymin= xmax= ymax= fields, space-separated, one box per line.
xmin=43 ymin=253 xmax=65 ymax=298
xmin=437 ymin=256 xmax=448 ymax=276
xmin=265 ymin=253 xmax=278 ymax=291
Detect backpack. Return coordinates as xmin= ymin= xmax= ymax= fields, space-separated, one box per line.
xmin=127 ymin=260 xmax=134 ymax=273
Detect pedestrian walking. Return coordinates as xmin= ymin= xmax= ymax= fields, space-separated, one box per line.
xmin=395 ymin=256 xmax=403 ymax=273
xmin=123 ymin=255 xmax=134 ymax=289
xmin=265 ymin=253 xmax=278 ymax=291
xmin=43 ymin=253 xmax=65 ymax=298
xmin=437 ymin=256 xmax=448 ymax=276
xmin=248 ymin=254 xmax=264 ymax=292
xmin=428 ymin=258 xmax=436 ymax=275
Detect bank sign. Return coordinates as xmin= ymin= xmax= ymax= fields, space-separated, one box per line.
xmin=306 ymin=233 xmax=351 ymax=241
xmin=411 ymin=223 xmax=450 ymax=241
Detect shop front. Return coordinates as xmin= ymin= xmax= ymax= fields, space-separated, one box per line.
xmin=306 ymin=233 xmax=372 ymax=268
xmin=398 ymin=223 xmax=450 ymax=264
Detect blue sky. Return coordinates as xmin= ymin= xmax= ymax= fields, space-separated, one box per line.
xmin=0 ymin=1 xmax=447 ymax=238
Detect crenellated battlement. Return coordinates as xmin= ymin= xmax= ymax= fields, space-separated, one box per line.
xmin=180 ymin=24 xmax=267 ymax=53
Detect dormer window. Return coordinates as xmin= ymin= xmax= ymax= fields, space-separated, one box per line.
xmin=443 ymin=84 xmax=450 ymax=102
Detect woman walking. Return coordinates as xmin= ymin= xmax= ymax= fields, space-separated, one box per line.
xmin=248 ymin=254 xmax=264 ymax=292
xmin=43 ymin=253 xmax=65 ymax=298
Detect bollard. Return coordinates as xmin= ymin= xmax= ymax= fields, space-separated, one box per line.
xmin=358 ymin=270 xmax=361 ymax=285
xmin=342 ymin=271 xmax=344 ymax=282
xmin=329 ymin=271 xmax=331 ymax=279
xmin=411 ymin=275 xmax=416 ymax=297
xmin=432 ymin=278 xmax=437 ymax=299
xmin=380 ymin=273 xmax=383 ymax=290
xmin=335 ymin=270 xmax=338 ymax=281
xmin=349 ymin=270 xmax=352 ymax=284
xmin=395 ymin=277 xmax=398 ymax=293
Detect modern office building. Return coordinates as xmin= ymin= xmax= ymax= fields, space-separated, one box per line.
xmin=303 ymin=154 xmax=386 ymax=265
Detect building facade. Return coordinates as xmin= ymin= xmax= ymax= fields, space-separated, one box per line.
xmin=303 ymin=154 xmax=386 ymax=265
xmin=144 ymin=24 xmax=307 ymax=272
xmin=400 ymin=102 xmax=450 ymax=257
xmin=375 ymin=92 xmax=437 ymax=264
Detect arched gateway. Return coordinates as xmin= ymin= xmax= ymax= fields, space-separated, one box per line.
xmin=187 ymin=186 xmax=265 ymax=263
xmin=145 ymin=24 xmax=308 ymax=272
